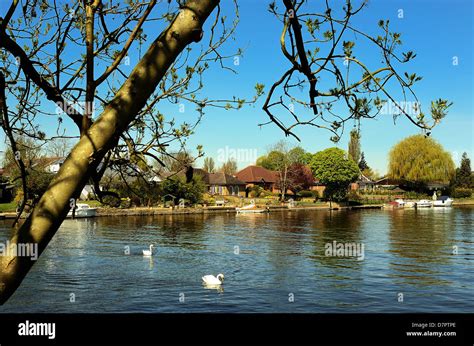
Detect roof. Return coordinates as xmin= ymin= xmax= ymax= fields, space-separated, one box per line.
xmin=207 ymin=172 xmax=246 ymax=186
xmin=235 ymin=165 xmax=279 ymax=183
xmin=191 ymin=168 xmax=209 ymax=183
xmin=375 ymin=177 xmax=400 ymax=185
xmin=358 ymin=174 xmax=374 ymax=183
xmin=151 ymin=168 xmax=245 ymax=186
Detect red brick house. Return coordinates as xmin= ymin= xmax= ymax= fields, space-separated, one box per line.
xmin=235 ymin=165 xmax=280 ymax=196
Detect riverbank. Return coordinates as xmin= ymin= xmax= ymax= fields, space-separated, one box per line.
xmin=1 ymin=199 xmax=473 ymax=220
xmin=0 ymin=203 xmax=380 ymax=219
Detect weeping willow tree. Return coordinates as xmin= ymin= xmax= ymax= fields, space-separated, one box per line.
xmin=388 ymin=135 xmax=455 ymax=188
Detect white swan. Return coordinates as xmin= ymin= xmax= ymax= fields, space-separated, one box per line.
xmin=202 ymin=273 xmax=224 ymax=285
xmin=142 ymin=244 xmax=154 ymax=257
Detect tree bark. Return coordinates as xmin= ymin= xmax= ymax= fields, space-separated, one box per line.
xmin=0 ymin=0 xmax=219 ymax=304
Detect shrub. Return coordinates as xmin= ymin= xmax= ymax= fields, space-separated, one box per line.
xmin=452 ymin=188 xmax=472 ymax=199
xmin=249 ymin=185 xmax=264 ymax=198
xmin=347 ymin=190 xmax=362 ymax=202
xmin=297 ymin=190 xmax=314 ymax=198
xmin=162 ymin=176 xmax=205 ymax=205
xmin=403 ymin=191 xmax=429 ymax=200
xmin=323 ymin=184 xmax=348 ymax=202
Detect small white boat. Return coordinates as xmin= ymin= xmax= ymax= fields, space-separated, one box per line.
xmin=416 ymin=200 xmax=432 ymax=208
xmin=404 ymin=201 xmax=416 ymax=208
xmin=67 ymin=203 xmax=97 ymax=218
xmin=236 ymin=203 xmax=269 ymax=214
xmin=433 ymin=196 xmax=454 ymax=207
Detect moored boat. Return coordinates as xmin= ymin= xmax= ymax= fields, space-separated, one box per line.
xmin=236 ymin=203 xmax=269 ymax=214
xmin=433 ymin=196 xmax=454 ymax=207
xmin=416 ymin=200 xmax=432 ymax=208
xmin=67 ymin=203 xmax=97 ymax=218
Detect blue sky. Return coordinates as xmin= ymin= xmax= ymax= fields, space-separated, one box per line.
xmin=1 ymin=0 xmax=472 ymax=175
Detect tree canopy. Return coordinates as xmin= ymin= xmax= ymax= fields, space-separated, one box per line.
xmin=256 ymin=141 xmax=311 ymax=200
xmin=454 ymin=152 xmax=472 ymax=188
xmin=309 ymin=147 xmax=359 ymax=202
xmin=358 ymin=152 xmax=369 ymax=171
xmin=219 ymin=159 xmax=238 ymax=175
xmin=286 ymin=162 xmax=314 ymax=194
xmin=348 ymin=129 xmax=361 ymax=164
xmin=203 ymin=157 xmax=216 ymax=173
xmin=388 ymin=135 xmax=455 ymax=184
xmin=309 ymin=148 xmax=359 ymax=185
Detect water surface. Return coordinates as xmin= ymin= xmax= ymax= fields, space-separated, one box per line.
xmin=0 ymin=207 xmax=472 ymax=312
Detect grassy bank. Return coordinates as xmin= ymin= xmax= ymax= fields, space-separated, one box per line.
xmin=0 ymin=202 xmax=16 ymax=212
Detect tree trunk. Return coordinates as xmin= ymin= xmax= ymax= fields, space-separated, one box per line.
xmin=0 ymin=0 xmax=219 ymax=304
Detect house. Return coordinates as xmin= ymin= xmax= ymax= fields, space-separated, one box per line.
xmin=374 ymin=177 xmax=401 ymax=189
xmin=235 ymin=165 xmax=279 ymax=196
xmin=191 ymin=168 xmax=246 ymax=196
xmin=150 ymin=167 xmax=246 ymax=197
xmin=205 ymin=172 xmax=246 ymax=197
xmin=309 ymin=178 xmax=326 ymax=197
xmin=351 ymin=174 xmax=375 ymax=191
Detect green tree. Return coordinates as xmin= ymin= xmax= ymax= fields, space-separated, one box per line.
xmin=256 ymin=142 xmax=311 ymax=200
xmin=309 ymin=148 xmax=359 ymax=204
xmin=358 ymin=152 xmax=369 ymax=171
xmin=203 ymin=157 xmax=216 ymax=173
xmin=269 ymin=141 xmax=296 ymax=200
xmin=454 ymin=152 xmax=472 ymax=188
xmin=3 ymin=138 xmax=52 ymax=200
xmin=256 ymin=150 xmax=285 ymax=171
xmin=257 ymin=146 xmax=309 ymax=170
xmin=388 ymin=135 xmax=455 ymax=188
xmin=219 ymin=159 xmax=237 ymax=175
xmin=288 ymin=146 xmax=307 ymax=164
xmin=348 ymin=129 xmax=361 ymax=164
xmin=162 ymin=176 xmax=205 ymax=205
xmin=361 ymin=167 xmax=379 ymax=181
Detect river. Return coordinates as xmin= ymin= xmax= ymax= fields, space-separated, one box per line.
xmin=0 ymin=207 xmax=472 ymax=312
